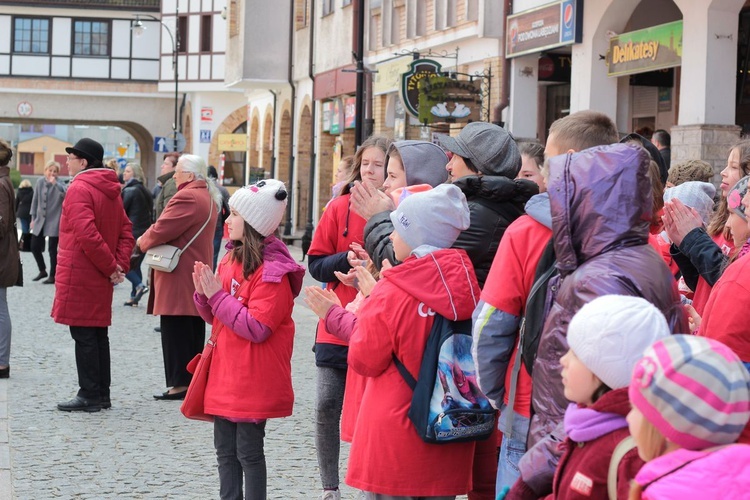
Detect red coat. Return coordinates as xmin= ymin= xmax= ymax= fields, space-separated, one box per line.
xmin=52 ymin=168 xmax=134 ymax=327
xmin=140 ymin=180 xmax=215 ymax=317
xmin=699 ymin=251 xmax=750 ymax=363
xmin=203 ymin=258 xmax=296 ymax=419
xmin=307 ymin=194 xmax=366 ymax=347
xmin=547 ymin=389 xmax=643 ymax=500
xmin=345 ymin=249 xmax=480 ymax=497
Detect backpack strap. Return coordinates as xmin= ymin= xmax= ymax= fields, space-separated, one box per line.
xmin=520 ymin=238 xmax=558 ymax=374
xmin=392 ymin=353 xmax=417 ymax=390
xmin=607 ymin=435 xmax=636 ymax=500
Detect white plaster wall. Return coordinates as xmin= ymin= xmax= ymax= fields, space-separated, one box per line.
xmin=212 ymin=54 xmax=225 ymax=80
xmin=0 ymin=16 xmax=11 ymax=53
xmin=111 ymin=20 xmax=132 ymax=58
xmin=188 ymin=54 xmax=200 ymax=79
xmin=314 ymin=4 xmax=355 ymax=73
xmin=12 ymin=56 xmax=50 ymax=76
xmin=188 ymin=90 xmax=247 ymax=159
xmin=52 ymin=18 xmax=71 ymax=56
xmin=132 ymin=59 xmax=159 ymax=80
xmin=188 ymin=14 xmax=201 ymax=53
xmin=0 ymin=56 xmax=9 ymax=74
xmin=71 ymin=58 xmax=109 ymax=78
xmin=132 ymin=20 xmax=160 ymax=59
xmin=213 ymin=13 xmax=226 ymax=53
xmin=190 ymin=0 xmax=202 ymax=13
xmin=111 ymin=59 xmax=130 ymax=79
xmin=200 ymin=54 xmax=212 ymax=79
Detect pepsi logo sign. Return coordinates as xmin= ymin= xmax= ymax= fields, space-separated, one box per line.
xmin=563 ymin=3 xmax=573 ymax=29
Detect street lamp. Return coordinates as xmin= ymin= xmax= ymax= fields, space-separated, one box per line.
xmin=132 ymin=10 xmax=180 ymax=152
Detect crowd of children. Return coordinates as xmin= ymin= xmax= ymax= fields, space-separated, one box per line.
xmin=182 ymin=109 xmax=750 ymax=499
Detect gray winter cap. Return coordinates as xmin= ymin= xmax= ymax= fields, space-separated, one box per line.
xmin=387 ymin=140 xmax=449 ymax=187
xmin=438 ymin=122 xmax=521 ymax=178
xmin=663 ymin=181 xmax=716 ymax=226
xmin=390 ymin=184 xmax=470 ymax=251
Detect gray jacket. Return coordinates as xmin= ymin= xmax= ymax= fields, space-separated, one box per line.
xmin=30 ymin=176 xmax=66 ymax=237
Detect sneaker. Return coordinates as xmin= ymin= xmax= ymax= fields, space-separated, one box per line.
xmin=321 ymin=489 xmax=341 ymax=500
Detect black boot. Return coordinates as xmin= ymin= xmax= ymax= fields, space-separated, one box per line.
xmin=32 ymin=270 xmax=48 ymax=281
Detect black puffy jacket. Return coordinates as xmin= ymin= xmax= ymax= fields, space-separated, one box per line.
xmin=122 ymin=179 xmax=153 ymax=238
xmin=364 ymin=175 xmax=537 ymax=287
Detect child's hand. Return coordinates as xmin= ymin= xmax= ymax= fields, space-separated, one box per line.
xmin=334 ymin=269 xmax=358 ymax=288
xmin=663 ymin=199 xmax=703 ymax=246
xmin=350 ymin=242 xmax=370 ymax=261
xmin=304 ymin=286 xmax=342 ymax=319
xmin=685 ymin=304 xmax=702 ymax=333
xmin=198 ymin=262 xmax=222 ymax=299
xmin=192 ymin=261 xmax=205 ymax=295
xmin=346 ymin=250 xmax=367 ymax=269
xmin=354 ymin=265 xmax=377 ymax=297
xmin=381 ymin=259 xmax=394 ymax=271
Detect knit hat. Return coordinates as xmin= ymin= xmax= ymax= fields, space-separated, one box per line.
xmin=663 ymin=181 xmax=716 ymax=226
xmin=390 ymin=183 xmax=470 ymax=251
xmin=727 ymin=175 xmax=750 ymax=221
xmin=65 ymin=138 xmax=104 ymax=165
xmin=567 ymin=295 xmax=670 ymax=390
xmin=387 ymin=141 xmax=449 ymax=187
xmin=228 ymin=179 xmax=288 ymax=237
xmin=667 ymin=160 xmax=714 ymax=186
xmin=437 ymin=122 xmax=521 ymax=178
xmin=630 ymin=335 xmax=750 ymax=450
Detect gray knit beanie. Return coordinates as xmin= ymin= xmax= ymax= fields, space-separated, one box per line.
xmin=387 ymin=140 xmax=449 ymax=187
xmin=663 ymin=181 xmax=716 ymax=226
xmin=390 ymin=184 xmax=470 ymax=251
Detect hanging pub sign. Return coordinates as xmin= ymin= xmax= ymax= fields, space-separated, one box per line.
xmin=330 ymin=99 xmax=342 ymax=135
xmin=506 ymin=0 xmax=582 ymax=58
xmin=344 ymin=97 xmax=356 ymax=129
xmin=607 ymin=20 xmax=682 ymax=77
xmin=401 ymin=59 xmax=442 ymax=118
xmin=418 ymin=76 xmax=482 ymax=124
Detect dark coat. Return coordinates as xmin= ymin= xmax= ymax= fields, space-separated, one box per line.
xmin=14 ymin=186 xmax=33 ymax=220
xmin=0 ymin=166 xmax=20 ymax=287
xmin=51 ymin=168 xmax=134 ymax=327
xmin=520 ymin=144 xmax=689 ymax=495
xmin=122 ymin=179 xmax=153 ymax=239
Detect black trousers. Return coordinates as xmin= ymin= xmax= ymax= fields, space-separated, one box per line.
xmin=31 ymin=232 xmax=58 ymax=276
xmin=70 ymin=326 xmax=110 ymax=401
xmin=161 ymin=315 xmax=206 ymax=388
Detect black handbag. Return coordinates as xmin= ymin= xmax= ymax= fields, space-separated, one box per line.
xmin=15 ymin=258 xmax=22 ymax=287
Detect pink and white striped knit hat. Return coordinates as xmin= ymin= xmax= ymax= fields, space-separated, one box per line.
xmin=629 ymin=335 xmax=750 ymax=450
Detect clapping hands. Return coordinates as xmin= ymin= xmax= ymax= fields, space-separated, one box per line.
xmin=193 ymin=261 xmax=222 ymax=299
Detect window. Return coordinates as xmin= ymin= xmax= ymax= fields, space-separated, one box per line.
xmin=177 ymin=16 xmax=188 ymax=53
xmin=200 ymin=15 xmax=212 ymax=52
xmin=73 ymin=20 xmax=109 ymax=56
xmin=14 ymin=17 xmax=50 ymax=54
xmin=322 ymin=0 xmax=334 ymax=16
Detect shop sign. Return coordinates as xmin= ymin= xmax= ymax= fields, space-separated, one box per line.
xmin=417 ymin=76 xmax=482 ymax=124
xmin=374 ymin=56 xmax=412 ymax=95
xmin=322 ymin=102 xmax=332 ymax=132
xmin=344 ymin=97 xmax=356 ymax=129
xmin=218 ymin=134 xmax=247 ymax=152
xmin=330 ymin=99 xmax=342 ymax=135
xmin=607 ymin=20 xmax=682 ymax=77
xmin=658 ymin=87 xmax=672 ymax=112
xmin=201 ymin=107 xmax=213 ymax=123
xmin=506 ymin=0 xmax=582 ymax=58
xmin=401 ymin=59 xmax=442 ymax=118
xmin=538 ymin=53 xmax=572 ymax=83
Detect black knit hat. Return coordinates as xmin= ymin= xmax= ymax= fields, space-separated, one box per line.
xmin=66 ymin=138 xmax=104 ymax=165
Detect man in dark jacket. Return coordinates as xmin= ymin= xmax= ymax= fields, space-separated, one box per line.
xmin=511 ymin=143 xmax=689 ymax=499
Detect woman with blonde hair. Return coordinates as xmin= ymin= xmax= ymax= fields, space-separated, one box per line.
xmin=30 ymin=160 xmax=66 ymax=283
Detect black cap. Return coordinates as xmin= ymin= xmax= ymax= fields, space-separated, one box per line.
xmin=65 ymin=138 xmax=104 ymax=165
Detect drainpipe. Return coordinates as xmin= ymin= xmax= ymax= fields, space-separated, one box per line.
xmin=301 ymin=0 xmax=317 ymax=258
xmin=283 ymin=0 xmax=296 ymax=236
xmin=354 ymin=0 xmax=366 ymax=146
xmin=269 ymin=89 xmax=278 ymax=178
xmin=494 ymin=0 xmax=512 ymax=126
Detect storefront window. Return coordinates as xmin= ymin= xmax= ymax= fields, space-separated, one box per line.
xmin=222 ymin=122 xmax=247 ymax=187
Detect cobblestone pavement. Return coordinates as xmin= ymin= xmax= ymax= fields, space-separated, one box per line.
xmin=1 ymin=244 xmax=360 ymax=499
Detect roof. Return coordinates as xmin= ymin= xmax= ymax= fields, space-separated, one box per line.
xmin=0 ymin=0 xmax=160 ymax=10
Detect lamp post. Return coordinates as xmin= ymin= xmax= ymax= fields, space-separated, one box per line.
xmin=132 ymin=9 xmax=180 ymax=152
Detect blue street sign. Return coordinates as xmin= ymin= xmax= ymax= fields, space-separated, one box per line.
xmin=117 ymin=158 xmax=128 ymax=170
xmin=154 ymin=136 xmax=169 ymax=153
xmin=200 ymin=129 xmax=212 ymax=143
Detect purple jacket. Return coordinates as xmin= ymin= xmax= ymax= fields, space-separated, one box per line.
xmin=519 ymin=143 xmax=689 ymax=495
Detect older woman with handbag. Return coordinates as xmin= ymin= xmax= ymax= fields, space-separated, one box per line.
xmin=136 ymin=154 xmax=220 ymax=400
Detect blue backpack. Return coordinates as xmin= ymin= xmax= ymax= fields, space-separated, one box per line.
xmin=393 ymin=314 xmax=496 ymax=444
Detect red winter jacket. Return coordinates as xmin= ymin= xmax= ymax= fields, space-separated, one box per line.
xmin=202 ymin=252 xmax=301 ymax=419
xmin=52 ymin=168 xmax=134 ymax=327
xmin=345 ymin=249 xmax=480 ymax=497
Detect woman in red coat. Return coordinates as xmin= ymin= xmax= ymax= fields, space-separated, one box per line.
xmin=53 ymin=138 xmax=134 ymax=412
xmin=137 ymin=154 xmax=219 ymax=400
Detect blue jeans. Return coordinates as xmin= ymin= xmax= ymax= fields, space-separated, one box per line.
xmin=496 ymin=408 xmax=531 ymax=494
xmin=124 ymin=252 xmax=146 ymax=298
xmin=214 ymin=417 xmax=267 ymax=500
xmin=19 ymin=217 xmax=30 ymax=234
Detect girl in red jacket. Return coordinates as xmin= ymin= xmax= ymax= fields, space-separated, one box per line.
xmin=507 ymin=295 xmax=669 ymax=500
xmin=192 ymin=179 xmax=305 ymax=500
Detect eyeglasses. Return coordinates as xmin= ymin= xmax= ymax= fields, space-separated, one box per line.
xmin=67 ymin=156 xmax=80 ymax=162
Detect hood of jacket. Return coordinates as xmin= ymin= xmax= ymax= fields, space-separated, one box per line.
xmin=261 ymin=236 xmax=306 ymax=297
xmin=453 ymin=174 xmax=538 ymax=207
xmin=73 ymin=167 xmax=123 ymax=200
xmin=382 ymin=248 xmax=479 ymax=320
xmin=388 ymin=140 xmax=450 ymax=188
xmin=157 ymin=169 xmax=175 ymax=185
xmin=525 ymin=192 xmax=552 ymax=229
xmin=548 ymin=143 xmax=652 ymax=275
